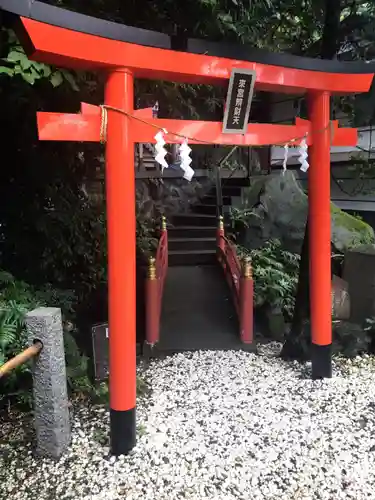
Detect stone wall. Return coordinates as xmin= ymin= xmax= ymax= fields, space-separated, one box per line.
xmin=136 ymin=176 xmax=214 ymax=220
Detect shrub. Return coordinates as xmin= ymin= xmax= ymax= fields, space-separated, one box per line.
xmin=0 ymin=270 xmax=90 ymax=408
xmin=0 ymin=271 xmax=41 ymax=403
xmin=237 ymin=239 xmax=300 ymax=320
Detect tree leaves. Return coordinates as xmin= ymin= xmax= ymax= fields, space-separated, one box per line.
xmin=50 ymin=71 xmax=64 ymax=87
xmin=236 ymin=239 xmax=300 ymax=319
xmin=0 ymin=28 xmax=79 ymax=91
xmin=0 ymin=66 xmax=14 ymax=76
xmin=6 ymin=50 xmax=25 ymax=63
xmin=61 ymin=69 xmax=80 ymax=91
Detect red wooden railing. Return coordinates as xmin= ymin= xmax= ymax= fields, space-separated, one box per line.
xmin=216 ymin=216 xmax=254 ymax=344
xmin=145 ymin=216 xmax=168 ymax=346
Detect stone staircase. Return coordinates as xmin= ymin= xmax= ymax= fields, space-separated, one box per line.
xmin=168 ymin=177 xmax=250 ymax=266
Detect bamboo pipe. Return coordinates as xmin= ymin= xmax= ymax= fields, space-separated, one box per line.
xmin=0 ymin=341 xmax=43 ymax=378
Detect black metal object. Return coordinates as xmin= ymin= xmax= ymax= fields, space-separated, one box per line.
xmin=215 ymin=165 xmax=223 ymax=218
xmin=213 ymin=146 xmax=241 ymax=217
xmin=1 ymin=0 xmax=375 ymax=75
xmin=91 ymin=322 xmax=109 ymax=381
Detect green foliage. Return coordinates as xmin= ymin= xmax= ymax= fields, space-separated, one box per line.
xmin=92 ymin=427 xmax=109 ymax=445
xmin=0 ymin=272 xmax=42 ymax=398
xmin=229 ymin=207 xmax=261 ymax=227
xmin=237 ymin=239 xmax=300 ymax=320
xmin=0 ymin=22 xmax=110 ymax=322
xmin=136 ymin=375 xmax=150 ymax=397
xmin=0 ymin=29 xmax=79 ymax=90
xmin=38 ymin=189 xmax=108 ymax=297
xmin=54 ymin=0 xmax=375 ymax=56
xmin=93 ymin=381 xmax=109 ymax=404
xmin=331 ymin=204 xmax=375 ymax=248
xmin=0 ymin=267 xmax=154 ymax=408
xmin=64 ymin=329 xmax=91 ymax=394
xmin=0 ymin=270 xmax=91 ymax=407
xmin=0 ymin=271 xmax=77 ymax=360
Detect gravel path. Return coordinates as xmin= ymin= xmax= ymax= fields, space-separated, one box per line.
xmin=2 ymin=345 xmax=375 ymax=500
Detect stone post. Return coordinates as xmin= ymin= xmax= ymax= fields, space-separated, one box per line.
xmin=26 ymin=307 xmax=71 ymax=458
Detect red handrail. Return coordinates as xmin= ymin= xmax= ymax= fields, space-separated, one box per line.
xmin=217 ymin=235 xmax=242 ymax=314
xmin=145 ymin=217 xmax=168 ymax=346
xmin=216 ymin=216 xmax=254 ymax=345
xmin=155 ymin=226 xmax=168 ymax=300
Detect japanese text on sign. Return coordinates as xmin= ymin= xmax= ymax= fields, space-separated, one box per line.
xmin=222 ymin=70 xmax=256 ymax=134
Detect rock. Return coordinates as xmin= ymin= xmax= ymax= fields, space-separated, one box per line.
xmin=237 ymin=171 xmax=375 ymax=254
xmin=282 ymin=319 xmax=371 ymax=360
xmin=331 ymin=206 xmax=375 ymax=252
xmin=332 ymin=320 xmax=372 ymax=357
xmin=257 ymin=304 xmax=286 ymax=342
xmin=343 ymin=246 xmax=375 ymax=323
xmin=136 ymin=177 xmax=213 ymax=221
xmin=332 ymin=275 xmax=350 ymax=320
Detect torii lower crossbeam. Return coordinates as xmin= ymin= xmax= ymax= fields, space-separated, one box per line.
xmin=37 ymin=105 xmax=358 ymax=147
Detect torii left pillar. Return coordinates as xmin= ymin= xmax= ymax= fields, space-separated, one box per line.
xmin=105 ymin=69 xmax=137 ymax=455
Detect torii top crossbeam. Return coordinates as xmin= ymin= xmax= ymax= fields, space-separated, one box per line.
xmin=2 ymin=0 xmax=374 ymax=457
xmin=2 ymin=0 xmax=374 ymax=93
xmin=2 ymin=1 xmax=373 ymax=147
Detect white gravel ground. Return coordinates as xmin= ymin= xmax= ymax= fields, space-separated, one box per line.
xmin=2 ymin=344 xmax=375 ymax=500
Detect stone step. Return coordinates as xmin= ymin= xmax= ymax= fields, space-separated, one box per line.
xmin=211 ymin=185 xmax=242 ymax=197
xmin=167 ymin=225 xmax=218 ymax=239
xmin=168 ymin=237 xmax=216 ymax=252
xmin=191 ymin=204 xmax=217 ymax=216
xmin=201 ymin=195 xmax=232 ymax=206
xmin=171 ymin=213 xmax=217 ymax=227
xmin=168 ymin=249 xmax=217 ymax=266
xmin=220 ymin=177 xmax=251 ymax=187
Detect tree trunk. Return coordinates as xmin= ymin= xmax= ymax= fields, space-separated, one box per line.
xmin=320 ymin=0 xmax=342 ymax=59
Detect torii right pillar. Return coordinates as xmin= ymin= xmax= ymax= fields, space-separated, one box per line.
xmin=308 ymin=91 xmax=332 ymax=379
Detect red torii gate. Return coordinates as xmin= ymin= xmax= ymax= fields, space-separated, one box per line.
xmin=3 ymin=1 xmax=374 ymax=456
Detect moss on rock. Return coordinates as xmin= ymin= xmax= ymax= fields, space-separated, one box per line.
xmin=235 ymin=171 xmax=375 ymax=253
xmin=331 ymin=204 xmax=375 ymax=250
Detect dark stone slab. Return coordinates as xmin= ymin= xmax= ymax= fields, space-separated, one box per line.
xmin=92 ymin=322 xmax=109 ymax=381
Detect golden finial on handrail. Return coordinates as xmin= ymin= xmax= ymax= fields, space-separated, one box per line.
xmin=161 ymin=215 xmax=167 ymax=231
xmin=218 ymin=215 xmax=224 ymax=231
xmin=148 ymin=257 xmax=157 ymax=280
xmin=243 ymin=257 xmax=252 ymax=279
